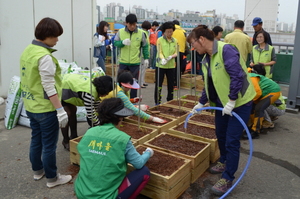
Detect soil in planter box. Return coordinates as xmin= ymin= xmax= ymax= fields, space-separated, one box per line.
xmin=118 ymin=122 xmax=153 ymax=139
xmin=174 ymin=123 xmax=217 ymax=139
xmin=128 ymin=114 xmax=172 ymax=126
xmin=181 ymin=95 xmax=199 ymax=101
xmin=149 ymin=134 xmax=207 ymax=156
xmin=190 ymin=114 xmax=215 ymax=125
xmin=73 ymin=137 xmax=82 ymax=143
xmin=166 ymin=100 xmax=196 ymax=109
xmin=136 ymin=146 xmax=185 ymax=176
xmin=148 ymin=105 xmax=188 ymax=117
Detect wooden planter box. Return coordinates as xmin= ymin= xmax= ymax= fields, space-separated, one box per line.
xmin=180 ymin=74 xmax=204 ymax=91
xmin=188 ymin=112 xmax=215 ymax=128
xmin=127 ymin=145 xmax=191 ymax=199
xmin=118 ymin=121 xmax=158 ymax=146
xmin=70 ymin=136 xmax=83 ymax=165
xmin=163 ymin=99 xmax=197 ymax=112
xmin=105 ymin=64 xmax=118 ymax=77
xmin=143 ymin=133 xmax=210 ymax=183
xmin=167 ymin=121 xmax=220 ymax=163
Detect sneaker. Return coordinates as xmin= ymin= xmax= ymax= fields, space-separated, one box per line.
xmin=33 ymin=172 xmax=45 ymax=181
xmin=262 ymin=120 xmax=275 ymax=129
xmin=270 ymin=116 xmax=279 ymax=121
xmin=209 ymin=162 xmax=225 ymax=174
xmin=211 ymin=178 xmax=233 ymax=196
xmin=46 ymin=173 xmax=72 ymax=188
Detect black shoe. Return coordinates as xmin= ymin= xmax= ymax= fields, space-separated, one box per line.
xmin=143 ymin=83 xmax=148 ymax=86
xmin=62 ymin=141 xmax=70 ymax=151
xmin=242 ymin=130 xmax=259 ymax=140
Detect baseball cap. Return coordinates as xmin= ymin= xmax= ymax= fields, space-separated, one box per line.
xmin=118 ymin=71 xmax=140 ymax=89
xmin=252 ymin=17 xmax=262 ymax=26
xmin=112 ymin=103 xmax=134 ymax=117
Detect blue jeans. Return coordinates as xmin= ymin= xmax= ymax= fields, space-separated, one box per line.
xmin=96 ymin=46 xmax=106 ymax=72
xmin=26 ymin=111 xmax=59 ymax=179
xmin=150 ymin=45 xmax=157 ymax=69
xmin=215 ymin=101 xmax=252 ymax=181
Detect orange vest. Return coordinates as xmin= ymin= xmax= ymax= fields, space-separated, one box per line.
xmin=149 ymin=29 xmax=158 ymax=45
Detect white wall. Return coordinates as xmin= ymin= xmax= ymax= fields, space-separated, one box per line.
xmin=0 ymin=0 xmax=97 ymax=97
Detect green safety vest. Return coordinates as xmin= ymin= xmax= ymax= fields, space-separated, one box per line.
xmin=202 ymin=41 xmax=256 ymax=108
xmin=249 ymin=73 xmax=280 ymax=98
xmin=20 ymin=43 xmax=62 ymax=113
xmin=75 ymin=123 xmax=130 ymax=199
xmin=252 ymin=45 xmax=274 ymax=78
xmin=156 ymin=36 xmax=177 ymax=69
xmin=119 ymin=28 xmax=143 ymax=64
xmin=61 ymin=73 xmax=99 ymax=106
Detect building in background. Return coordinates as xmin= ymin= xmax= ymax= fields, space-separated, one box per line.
xmin=244 ymin=0 xmax=279 ymax=33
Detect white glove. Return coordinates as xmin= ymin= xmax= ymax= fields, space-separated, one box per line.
xmin=160 ymin=58 xmax=167 ymax=65
xmin=144 ymin=147 xmax=154 ymax=157
xmin=56 ymin=108 xmax=68 ymax=128
xmin=122 ymin=38 xmax=131 ymax=46
xmin=144 ymin=59 xmax=149 ymax=68
xmin=134 ymin=104 xmax=149 ymax=111
xmin=152 ymin=117 xmax=167 ymax=124
xmin=191 ymin=102 xmax=204 ymax=114
xmin=222 ymin=100 xmax=236 ymax=116
xmin=166 ymin=56 xmax=173 ymax=61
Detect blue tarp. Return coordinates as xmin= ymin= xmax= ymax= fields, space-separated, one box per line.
xmin=114 ymin=23 xmax=125 ymax=29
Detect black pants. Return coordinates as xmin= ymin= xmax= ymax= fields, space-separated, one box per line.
xmin=154 ymin=67 xmax=174 ymax=104
xmin=174 ymin=52 xmax=186 ymax=87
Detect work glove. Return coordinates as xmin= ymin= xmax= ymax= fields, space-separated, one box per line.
xmin=222 ymin=100 xmax=236 ymax=116
xmin=191 ymin=102 xmax=204 ymax=114
xmin=166 ymin=55 xmax=173 ymax=61
xmin=130 ymin=97 xmax=142 ymax=103
xmin=160 ymin=58 xmax=167 ymax=65
xmin=122 ymin=38 xmax=131 ymax=46
xmin=152 ymin=117 xmax=167 ymax=124
xmin=56 ymin=108 xmax=68 ymax=128
xmin=143 ymin=147 xmax=154 ymax=157
xmin=134 ymin=104 xmax=149 ymax=111
xmin=144 ymin=59 xmax=149 ymax=68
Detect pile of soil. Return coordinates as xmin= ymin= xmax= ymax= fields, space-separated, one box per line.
xmin=128 ymin=114 xmax=172 ymax=126
xmin=118 ymin=122 xmax=153 ymax=139
xmin=136 ymin=146 xmax=185 ymax=176
xmin=182 ymin=95 xmax=199 ymax=101
xmin=166 ymin=100 xmax=196 ymax=109
xmin=174 ymin=123 xmax=217 ymax=139
xmin=149 ymin=134 xmax=207 ymax=156
xmin=190 ymin=114 xmax=215 ymax=125
xmin=148 ymin=105 xmax=188 ymax=117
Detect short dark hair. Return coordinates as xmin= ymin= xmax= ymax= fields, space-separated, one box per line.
xmin=142 ymin=21 xmax=151 ymax=30
xmin=161 ymin=21 xmax=175 ymax=33
xmin=98 ymin=98 xmax=124 ymax=125
xmin=117 ymin=70 xmax=134 ymax=86
xmin=35 ymin=17 xmax=63 ymax=40
xmin=92 ymin=76 xmax=113 ymax=96
xmin=256 ymin=30 xmax=269 ymax=43
xmin=234 ymin=20 xmax=245 ymax=28
xmin=152 ymin=21 xmax=159 ymax=26
xmin=212 ymin=26 xmax=223 ymax=36
xmin=126 ymin=14 xmax=137 ymax=24
xmin=252 ymin=63 xmax=266 ymax=76
xmin=173 ymin=20 xmax=180 ymax=25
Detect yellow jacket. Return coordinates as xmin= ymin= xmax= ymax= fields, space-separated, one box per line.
xmin=172 ymin=24 xmax=186 ymax=53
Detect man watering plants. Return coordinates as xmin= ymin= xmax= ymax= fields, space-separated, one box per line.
xmin=188 ymin=25 xmax=255 ymax=196
xmin=75 ymin=97 xmax=154 ymax=199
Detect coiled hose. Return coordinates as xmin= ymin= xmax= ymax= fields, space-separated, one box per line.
xmin=184 ymin=107 xmax=253 ymax=198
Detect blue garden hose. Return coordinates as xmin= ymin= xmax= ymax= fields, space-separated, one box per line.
xmin=184 ymin=107 xmax=253 ymax=199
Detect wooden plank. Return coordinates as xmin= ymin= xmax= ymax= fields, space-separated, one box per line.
xmin=140 ymin=172 xmax=191 ymax=199
xmin=127 ymin=145 xmax=191 ymax=191
xmin=191 ymin=156 xmax=210 ymax=183
xmin=69 ymin=136 xmax=83 ymax=165
xmin=167 ymin=121 xmax=220 ymax=163
xmin=143 ymin=133 xmax=210 ymax=168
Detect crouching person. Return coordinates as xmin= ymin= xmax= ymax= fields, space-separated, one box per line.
xmin=75 ymin=98 xmax=153 ymax=199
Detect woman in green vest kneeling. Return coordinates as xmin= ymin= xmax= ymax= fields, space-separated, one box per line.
xmin=61 ymin=74 xmax=114 ymax=150
xmin=75 ymin=98 xmax=153 ymax=199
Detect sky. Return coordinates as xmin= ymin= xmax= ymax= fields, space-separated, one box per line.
xmin=97 ymin=0 xmax=299 ymax=24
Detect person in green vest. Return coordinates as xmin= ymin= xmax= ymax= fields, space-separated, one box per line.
xmin=114 ymin=14 xmax=149 ymax=99
xmin=140 ymin=20 xmax=151 ymax=88
xmin=243 ymin=64 xmax=281 ymax=139
xmin=75 ymin=97 xmax=153 ymax=199
xmin=250 ymin=31 xmax=276 ymax=79
xmin=60 ymin=74 xmax=114 ymax=150
xmin=154 ymin=21 xmax=178 ymax=105
xmin=188 ymin=25 xmax=256 ymax=196
xmin=20 ymin=17 xmax=71 ymax=188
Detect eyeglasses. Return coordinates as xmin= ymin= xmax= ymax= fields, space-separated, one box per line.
xmin=191 ymin=39 xmax=198 ymax=46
